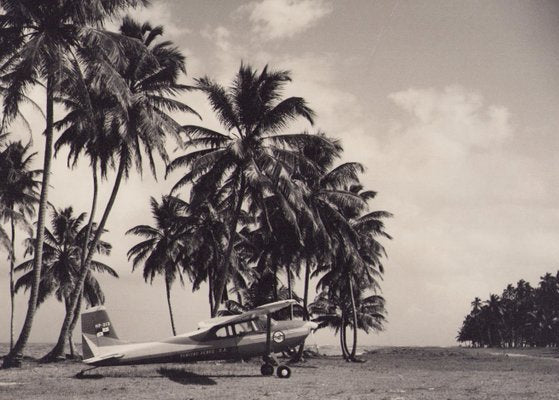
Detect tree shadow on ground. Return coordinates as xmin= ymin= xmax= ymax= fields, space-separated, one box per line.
xmin=157 ymin=367 xmax=217 ymax=385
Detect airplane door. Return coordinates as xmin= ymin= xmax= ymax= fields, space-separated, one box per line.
xmin=234 ymin=321 xmax=267 ymax=358
xmin=209 ymin=325 xmax=239 ymax=361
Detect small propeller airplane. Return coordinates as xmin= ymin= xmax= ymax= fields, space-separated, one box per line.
xmin=78 ymin=299 xmax=317 ymax=379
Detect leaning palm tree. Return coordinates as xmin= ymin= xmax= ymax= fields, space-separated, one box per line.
xmin=14 ymin=207 xmax=116 ymax=357
xmin=0 ymin=0 xmax=147 ymax=368
xmin=167 ymin=63 xmax=339 ymax=316
xmin=45 ymin=16 xmax=198 ymax=360
xmin=127 ymin=196 xmax=189 ymax=335
xmin=0 ymin=141 xmax=40 ymax=350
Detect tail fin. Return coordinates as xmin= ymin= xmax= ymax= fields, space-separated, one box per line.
xmin=81 ymin=306 xmax=127 ymax=359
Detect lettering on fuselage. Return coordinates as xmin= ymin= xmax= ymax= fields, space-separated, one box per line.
xmin=179 ymin=347 xmax=233 ymax=361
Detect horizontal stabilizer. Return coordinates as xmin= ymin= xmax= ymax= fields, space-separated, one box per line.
xmin=83 ymin=352 xmax=124 ymax=365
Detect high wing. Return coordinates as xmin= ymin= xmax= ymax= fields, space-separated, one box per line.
xmin=198 ymin=300 xmax=297 ymax=329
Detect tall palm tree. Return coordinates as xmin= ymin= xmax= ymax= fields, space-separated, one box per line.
xmin=168 ymin=63 xmax=332 ymax=316
xmin=14 ymin=207 xmax=116 ymax=357
xmin=0 ymin=141 xmax=40 ymax=350
xmin=0 ymin=0 xmax=147 ymax=368
xmin=45 ymin=16 xmax=197 ymax=360
xmin=313 ymin=183 xmax=391 ymax=361
xmin=127 ymin=196 xmax=189 ymax=335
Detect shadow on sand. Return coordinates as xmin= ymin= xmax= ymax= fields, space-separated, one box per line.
xmin=157 ymin=367 xmax=217 ymax=385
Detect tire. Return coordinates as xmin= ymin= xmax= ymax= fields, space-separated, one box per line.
xmin=261 ymin=363 xmax=274 ymax=376
xmin=276 ymin=365 xmax=291 ymax=379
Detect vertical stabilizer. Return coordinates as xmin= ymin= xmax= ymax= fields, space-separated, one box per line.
xmin=81 ymin=306 xmax=127 ymax=358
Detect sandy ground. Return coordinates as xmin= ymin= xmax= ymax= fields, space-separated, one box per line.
xmin=1 ymin=344 xmax=559 ymax=400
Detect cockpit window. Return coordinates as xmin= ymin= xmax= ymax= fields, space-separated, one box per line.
xmin=235 ymin=322 xmax=254 ymax=335
xmin=215 ymin=326 xmax=233 ymax=338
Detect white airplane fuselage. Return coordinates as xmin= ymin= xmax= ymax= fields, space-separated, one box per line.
xmin=82 ymin=306 xmax=315 ymax=367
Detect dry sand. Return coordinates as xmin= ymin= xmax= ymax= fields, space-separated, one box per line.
xmin=1 ymin=344 xmax=559 ymax=399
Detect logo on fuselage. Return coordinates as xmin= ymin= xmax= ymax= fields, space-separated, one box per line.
xmin=272 ymin=331 xmax=285 ymax=343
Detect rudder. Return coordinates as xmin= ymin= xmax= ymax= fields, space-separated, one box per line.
xmin=81 ymin=306 xmax=127 ymax=359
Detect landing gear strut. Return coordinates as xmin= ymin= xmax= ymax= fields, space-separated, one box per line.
xmin=261 ymin=312 xmax=292 ymax=378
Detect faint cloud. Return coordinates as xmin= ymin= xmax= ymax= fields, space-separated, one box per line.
xmin=201 ymin=25 xmax=232 ymax=52
xmin=389 ymin=86 xmax=512 ymax=151
xmin=239 ymin=0 xmax=333 ymax=41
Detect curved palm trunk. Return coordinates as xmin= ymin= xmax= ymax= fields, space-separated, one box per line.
xmin=68 ymin=165 xmax=99 ymax=338
xmin=3 ymin=75 xmax=55 ymax=368
xmin=67 ymin=294 xmax=83 ymax=358
xmin=9 ymin=214 xmax=16 ymax=351
xmin=43 ymin=155 xmax=126 ymax=361
xmin=165 ymin=278 xmax=177 ymax=336
xmin=66 ymin=166 xmax=98 ymax=359
xmin=211 ymin=174 xmax=245 ymax=317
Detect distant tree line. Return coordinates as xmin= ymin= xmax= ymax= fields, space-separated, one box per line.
xmin=457 ymin=272 xmax=559 ymax=348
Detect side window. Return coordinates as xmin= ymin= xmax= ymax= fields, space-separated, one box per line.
xmin=235 ymin=322 xmax=254 ymax=335
xmin=215 ymin=326 xmax=231 ymax=338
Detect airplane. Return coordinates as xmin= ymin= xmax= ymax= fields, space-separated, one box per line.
xmin=78 ymin=299 xmax=318 ymax=379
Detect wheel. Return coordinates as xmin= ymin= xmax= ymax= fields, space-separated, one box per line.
xmin=276 ymin=365 xmax=291 ymax=379
xmin=261 ymin=363 xmax=274 ymax=376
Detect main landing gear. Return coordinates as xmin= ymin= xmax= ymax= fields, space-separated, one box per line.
xmin=261 ymin=355 xmax=291 ymax=378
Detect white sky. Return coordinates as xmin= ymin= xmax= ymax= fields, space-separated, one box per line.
xmin=2 ymin=0 xmax=559 ymax=347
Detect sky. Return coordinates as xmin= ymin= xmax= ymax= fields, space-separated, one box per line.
xmin=1 ymin=0 xmax=559 ymax=348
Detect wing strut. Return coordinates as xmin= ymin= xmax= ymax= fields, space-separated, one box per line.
xmin=265 ymin=313 xmax=272 ymax=357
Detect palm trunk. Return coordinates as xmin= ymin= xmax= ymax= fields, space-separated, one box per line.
xmin=287 ymin=265 xmax=293 ymax=320
xmin=43 ymin=155 xmax=126 ymax=361
xmin=273 ymin=264 xmax=278 ymax=301
xmin=303 ymin=259 xmax=311 ymax=321
xmin=66 ymin=166 xmax=98 ymax=359
xmin=347 ymin=274 xmax=358 ymax=360
xmin=3 ymin=75 xmax=54 ymax=368
xmin=211 ymin=174 xmax=245 ymax=317
xmin=81 ymin=164 xmax=99 ymax=272
xmin=208 ymin=270 xmax=214 ymax=318
xmin=67 ymin=294 xmax=82 ymax=359
xmin=340 ymin=313 xmax=349 ymax=360
xmin=9 ymin=213 xmax=16 ymax=351
xmin=165 ymin=278 xmax=177 ymax=336
xmin=61 ymin=296 xmax=76 ymax=359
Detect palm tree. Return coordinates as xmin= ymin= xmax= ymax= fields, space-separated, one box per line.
xmin=45 ymin=16 xmax=198 ymax=360
xmin=127 ymin=196 xmax=189 ymax=335
xmin=0 ymin=141 xmax=40 ymax=350
xmin=314 ymin=183 xmax=391 ymax=361
xmin=14 ymin=207 xmax=117 ymax=357
xmin=168 ymin=63 xmax=332 ymax=316
xmin=0 ymin=0 xmax=147 ymax=368
xmin=309 ymin=290 xmax=386 ymax=358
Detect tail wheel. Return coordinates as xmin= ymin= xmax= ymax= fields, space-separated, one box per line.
xmin=260 ymin=363 xmax=274 ymax=376
xmin=276 ymin=365 xmax=291 ymax=379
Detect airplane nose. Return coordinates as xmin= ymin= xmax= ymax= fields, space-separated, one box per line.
xmin=305 ymin=321 xmax=318 ymax=331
